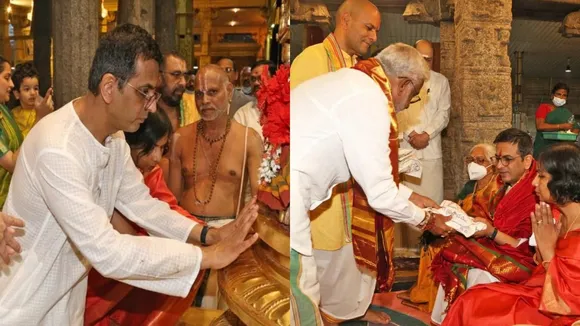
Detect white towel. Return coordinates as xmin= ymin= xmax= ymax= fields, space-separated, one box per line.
xmin=426 ymin=200 xmax=487 ymax=238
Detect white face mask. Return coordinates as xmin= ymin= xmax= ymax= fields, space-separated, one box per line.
xmin=468 ymin=162 xmax=490 ymax=181
xmin=553 ymin=97 xmax=566 ymax=107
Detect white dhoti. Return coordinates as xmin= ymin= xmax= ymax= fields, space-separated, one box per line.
xmin=430 ymin=268 xmax=499 ymax=325
xmin=291 ymin=244 xmax=376 ymax=325
xmin=397 ymin=158 xmax=444 ymax=250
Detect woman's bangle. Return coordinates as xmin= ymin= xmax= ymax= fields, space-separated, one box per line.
xmin=488 ymin=228 xmax=499 ymax=240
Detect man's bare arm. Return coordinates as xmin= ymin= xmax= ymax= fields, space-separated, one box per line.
xmin=168 ymin=132 xmax=184 ymax=202
xmin=246 ymin=129 xmax=263 ymax=196
xmin=110 ymin=209 xmax=138 ymax=235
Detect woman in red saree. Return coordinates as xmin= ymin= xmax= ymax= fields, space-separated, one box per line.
xmin=443 ymin=143 xmax=580 ymax=326
xmin=84 ymin=110 xmax=206 ymax=326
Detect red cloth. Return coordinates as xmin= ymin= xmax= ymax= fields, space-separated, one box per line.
xmin=85 ymin=165 xmax=205 ymax=326
xmin=442 ymin=230 xmax=580 ymax=326
xmin=536 ymin=103 xmax=553 ymax=119
xmin=432 ymin=162 xmax=538 ymax=305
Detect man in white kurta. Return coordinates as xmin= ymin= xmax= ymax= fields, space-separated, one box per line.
xmin=397 ymin=40 xmax=451 ymax=249
xmin=0 ymin=102 xmax=202 ymax=325
xmin=290 ymin=44 xmax=452 ymax=325
xmin=0 ymin=24 xmax=258 ymax=325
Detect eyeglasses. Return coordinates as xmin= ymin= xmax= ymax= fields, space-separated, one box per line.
xmin=464 ymin=156 xmax=491 ymax=165
xmin=222 ymin=67 xmax=234 ymax=73
xmin=125 ymin=82 xmax=161 ymax=110
xmin=492 ymin=155 xmax=522 ymax=166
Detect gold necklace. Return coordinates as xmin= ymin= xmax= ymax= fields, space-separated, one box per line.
xmin=564 ymin=211 xmax=580 ymax=239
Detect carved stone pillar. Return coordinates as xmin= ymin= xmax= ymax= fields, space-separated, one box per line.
xmin=176 ymin=0 xmax=193 ymax=68
xmin=446 ymin=0 xmax=513 ymax=196
xmin=118 ymin=0 xmax=155 ymax=34
xmin=440 ymin=21 xmax=459 ymax=200
xmin=155 ymin=0 xmax=175 ymax=53
xmin=33 ymin=0 xmax=52 ymax=95
xmin=0 ymin=0 xmax=11 ymax=60
xmin=52 ymin=0 xmax=99 ymax=108
xmin=197 ymin=1 xmax=212 ymax=68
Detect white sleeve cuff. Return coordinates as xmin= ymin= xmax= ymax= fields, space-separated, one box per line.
xmin=398 ymin=184 xmax=413 ymax=199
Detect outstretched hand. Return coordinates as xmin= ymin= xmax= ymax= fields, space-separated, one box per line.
xmin=410 ymin=192 xmax=441 ymax=209
xmin=201 ymin=197 xmax=260 ymax=270
xmin=0 ymin=213 xmax=25 ymax=264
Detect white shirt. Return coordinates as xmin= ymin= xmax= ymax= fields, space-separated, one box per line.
xmin=398 ymin=70 xmax=450 ymax=160
xmin=233 ymin=100 xmax=263 ymax=140
xmin=0 ymin=102 xmax=202 ymax=325
xmin=290 ymin=69 xmax=425 ymax=256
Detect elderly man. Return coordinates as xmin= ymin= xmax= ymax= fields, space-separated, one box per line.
xmin=216 ymin=57 xmax=253 ymax=117
xmin=290 ymin=4 xmax=383 ymax=311
xmin=169 ymin=64 xmax=263 ymax=308
xmin=233 ymin=60 xmax=277 ymax=140
xmin=396 ymin=40 xmax=451 ymax=249
xmin=290 ymin=43 xmax=452 ymax=325
xmin=169 ymin=64 xmax=262 ymax=227
xmin=0 ymin=24 xmax=258 ymax=325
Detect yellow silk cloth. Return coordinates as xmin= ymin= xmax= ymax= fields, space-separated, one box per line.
xmin=408 ymin=175 xmax=501 ymax=312
xmin=11 ymin=106 xmax=36 ymax=138
xmin=180 ymin=92 xmax=200 ymax=127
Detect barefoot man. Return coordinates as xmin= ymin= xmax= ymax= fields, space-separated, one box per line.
xmin=169 ymin=64 xmax=263 ymax=227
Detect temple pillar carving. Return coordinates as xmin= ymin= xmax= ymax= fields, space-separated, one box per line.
xmin=443 ymin=0 xmax=513 ymax=197
xmin=52 ymin=0 xmax=99 ymax=108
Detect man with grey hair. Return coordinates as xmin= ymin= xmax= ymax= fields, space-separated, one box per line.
xmin=290 ymin=43 xmax=453 ymax=325
xmin=396 ymin=39 xmax=451 ymax=249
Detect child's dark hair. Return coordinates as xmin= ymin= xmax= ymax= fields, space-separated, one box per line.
xmin=12 ymin=61 xmax=39 ymax=92
xmin=124 ymin=109 xmax=173 ymax=159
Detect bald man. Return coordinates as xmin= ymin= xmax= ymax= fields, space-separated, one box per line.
xmin=290 ymin=0 xmax=381 ymax=89
xmin=168 ymin=65 xmax=262 ymax=308
xmin=396 ymin=40 xmax=451 ymax=248
xmin=168 ymin=64 xmax=262 ymax=227
xmin=216 ymin=57 xmax=253 ymax=118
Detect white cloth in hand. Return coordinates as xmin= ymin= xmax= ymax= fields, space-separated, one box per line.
xmin=425 ymin=200 xmax=487 ymax=237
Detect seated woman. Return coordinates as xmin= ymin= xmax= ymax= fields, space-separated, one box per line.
xmin=443 ymin=143 xmax=580 ymax=326
xmin=84 ymin=110 xmax=206 ymax=326
xmin=403 ymin=143 xmax=500 ymax=312
xmin=533 ymin=82 xmax=578 ymax=159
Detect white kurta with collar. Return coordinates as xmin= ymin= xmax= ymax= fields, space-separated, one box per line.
xmin=0 ymin=101 xmax=202 ymax=325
